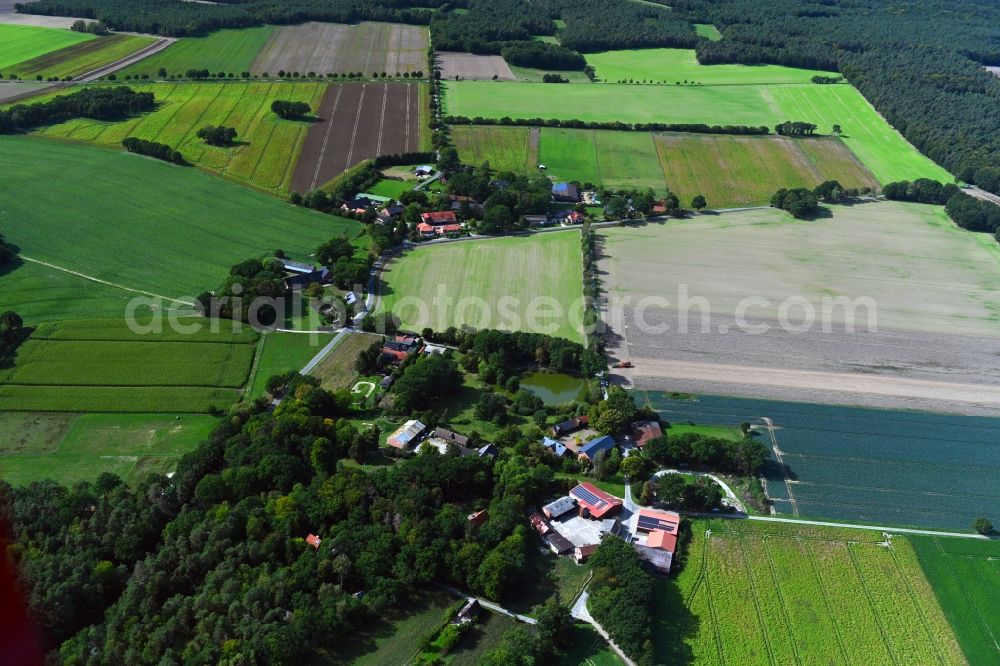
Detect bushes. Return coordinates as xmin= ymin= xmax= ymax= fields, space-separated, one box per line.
xmin=0 ymin=86 xmax=154 ymax=133
xmin=770 ymin=187 xmax=819 ymax=218
xmin=945 ymin=192 xmax=1000 ymax=235
xmin=121 ymin=137 xmax=185 ymax=165
xmin=587 ymin=536 xmax=655 ymax=662
xmin=196 ymin=125 xmax=237 ymax=146
xmin=445 ymin=115 xmax=769 ymax=135
xmin=271 ymin=100 xmax=311 ymax=120
xmin=883 ymin=179 xmax=960 ymax=205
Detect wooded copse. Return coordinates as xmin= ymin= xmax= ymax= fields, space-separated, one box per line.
xmin=271 ymin=100 xmax=311 ymax=120
xmin=0 ymin=87 xmax=154 ymax=133
xmin=121 ymin=137 xmax=185 ymax=165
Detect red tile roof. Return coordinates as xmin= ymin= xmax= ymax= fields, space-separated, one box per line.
xmin=646 ymin=529 xmax=677 ymax=553
xmin=421 ymin=211 xmax=458 ymax=225
xmin=570 ymin=482 xmax=623 ymax=519
xmin=306 ymin=534 xmax=321 ymax=549
xmin=528 ymin=510 xmax=552 ymax=535
xmin=633 ymin=421 xmax=663 ymax=447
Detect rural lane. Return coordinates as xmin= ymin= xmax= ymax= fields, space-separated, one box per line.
xmin=744 ymin=515 xmax=992 ymax=540
xmin=75 ymin=36 xmax=176 ymax=82
xmin=570 ymin=591 xmax=637 ymax=666
xmin=439 ymin=585 xmax=537 ymax=625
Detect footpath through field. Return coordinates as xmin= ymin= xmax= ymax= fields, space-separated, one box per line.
xmin=744 ymin=515 xmax=991 ymax=539
xmin=20 ymin=255 xmax=196 ymax=306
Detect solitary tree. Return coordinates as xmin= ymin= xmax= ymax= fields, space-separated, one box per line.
xmin=691 ymin=194 xmax=707 ymax=211
xmin=974 ymin=517 xmax=994 ymax=535
xmin=832 ymin=124 xmax=842 ymax=135
xmin=0 ymin=310 xmax=22 ymax=341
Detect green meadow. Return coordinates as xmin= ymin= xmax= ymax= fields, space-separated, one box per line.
xmin=117 ymin=26 xmax=276 ymax=79
xmin=9 ymin=34 xmax=156 ymax=80
xmin=30 ymin=81 xmax=326 ymax=192
xmin=378 ymin=233 xmax=585 ymax=343
xmin=694 ymin=24 xmax=722 ymax=41
xmin=0 ymin=23 xmax=92 ymax=71
xmin=444 ymin=79 xmax=952 ymax=183
xmin=586 ymin=48 xmax=835 ymax=85
xmin=0 ymin=136 xmax=352 ymax=312
xmin=247 ymin=331 xmax=333 ymax=399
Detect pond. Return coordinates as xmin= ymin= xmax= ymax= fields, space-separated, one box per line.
xmin=520 ymin=371 xmax=587 ymax=406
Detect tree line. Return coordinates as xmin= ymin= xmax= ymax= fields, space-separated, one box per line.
xmin=121 ymin=137 xmax=185 ymax=165
xmin=0 ymin=86 xmax=154 ymax=133
xmin=446 ymin=115 xmax=771 ymax=136
xmin=884 ymin=179 xmax=1000 ymax=237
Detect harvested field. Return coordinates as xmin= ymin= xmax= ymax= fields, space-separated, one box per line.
xmin=654 ymin=133 xmax=879 ymax=207
xmin=31 ymin=81 xmax=327 ymax=192
xmin=0 ymin=81 xmax=52 ymax=103
xmin=253 ymin=22 xmax=427 ymax=76
xmin=599 ymin=201 xmax=1000 ymax=414
xmin=291 ymin=81 xmax=423 ymax=192
xmin=451 ymin=125 xmax=534 ymax=172
xmin=0 ymin=13 xmax=82 ymax=29
xmin=659 ymin=519 xmax=964 ymax=663
xmin=377 ymin=233 xmax=585 ymax=343
xmin=9 ymin=34 xmax=156 ymax=79
xmin=436 ymin=52 xmax=515 ymax=81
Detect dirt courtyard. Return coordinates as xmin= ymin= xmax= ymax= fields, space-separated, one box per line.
xmin=253 ymin=21 xmax=427 ymax=76
xmin=436 ymin=52 xmax=515 ymax=80
xmin=598 ymin=200 xmax=1000 ymax=414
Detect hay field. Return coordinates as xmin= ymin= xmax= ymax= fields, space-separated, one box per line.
xmin=661 ymin=519 xmax=964 ymax=664
xmin=377 ymin=233 xmax=585 ymax=342
xmin=654 ymin=133 xmax=879 ymax=207
xmin=443 ymin=81 xmax=951 ymax=183
xmin=600 ymin=201 xmax=1000 ymax=413
xmin=117 ymin=27 xmax=275 ymax=79
xmin=254 ymin=22 xmax=427 ymax=76
xmin=0 ymin=319 xmax=256 ymax=413
xmin=31 ymin=81 xmax=326 ymax=191
xmin=586 ymin=48 xmax=836 ymax=84
xmin=541 ymin=128 xmax=666 ymax=192
xmin=0 ymin=412 xmax=219 ymax=486
xmin=452 ymin=125 xmax=535 ymax=172
xmin=0 ymin=23 xmax=92 ymax=70
xmin=0 ymin=136 xmax=352 ymax=302
xmin=9 ymin=34 xmax=156 ymax=79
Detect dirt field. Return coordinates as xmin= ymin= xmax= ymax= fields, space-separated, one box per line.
xmin=436 ymin=52 xmax=515 ymax=81
xmin=253 ymin=22 xmax=427 ymax=76
xmin=0 ymin=81 xmax=52 ymax=103
xmin=598 ymin=200 xmax=1000 ymax=414
xmin=291 ymin=82 xmax=423 ymax=193
xmin=0 ymin=13 xmax=81 ymax=28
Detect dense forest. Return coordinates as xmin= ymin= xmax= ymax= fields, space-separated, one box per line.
xmin=1 ymin=383 xmax=567 ymax=662
xmin=666 ymin=0 xmax=1000 ymax=195
xmin=0 ymin=87 xmax=154 ymax=132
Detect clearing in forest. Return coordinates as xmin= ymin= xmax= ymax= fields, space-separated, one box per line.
xmin=253 ymin=22 xmax=428 ymax=76
xmin=377 ymin=233 xmax=585 ymax=343
xmin=586 ymin=48 xmax=836 ymax=85
xmin=656 ymin=519 xmax=964 ymax=664
xmin=30 ymin=81 xmax=327 ymax=192
xmin=443 ymin=79 xmax=952 ymax=184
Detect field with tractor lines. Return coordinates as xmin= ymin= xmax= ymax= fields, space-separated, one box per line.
xmin=661 ymin=520 xmax=964 ymax=665
xmin=377 ymin=233 xmax=585 ymax=343
xmin=8 ymin=34 xmax=156 ymax=80
xmin=0 ymin=23 xmax=92 ymax=70
xmin=30 ymin=81 xmax=326 ymax=191
xmin=117 ymin=27 xmax=276 ymax=79
xmin=451 ymin=125 xmax=535 ymax=173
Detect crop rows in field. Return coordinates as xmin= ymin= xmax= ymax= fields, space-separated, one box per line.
xmin=0 ymin=23 xmax=92 ymax=71
xmin=911 ymin=536 xmax=1000 ymax=663
xmin=640 ymin=393 xmax=1000 ymax=529
xmin=668 ymin=521 xmax=964 ymax=664
xmin=32 ymin=81 xmax=326 ymax=192
xmin=0 ymin=319 xmax=256 ymax=412
xmin=9 ymin=34 xmax=156 ymax=79
xmin=451 ymin=125 xmax=533 ymax=173
xmin=117 ymin=27 xmax=275 ymax=80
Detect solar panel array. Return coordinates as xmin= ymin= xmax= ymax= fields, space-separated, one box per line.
xmin=571 ymin=485 xmax=607 ymax=509
xmin=637 ymin=515 xmax=678 ymax=533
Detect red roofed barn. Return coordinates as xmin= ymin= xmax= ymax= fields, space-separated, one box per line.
xmin=569 ymin=482 xmax=623 ymax=519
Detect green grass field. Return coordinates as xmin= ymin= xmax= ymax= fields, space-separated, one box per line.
xmin=0 ymin=319 xmax=256 ymax=413
xmin=653 ymin=132 xmax=879 ymax=207
xmin=694 ymin=24 xmax=722 ymax=41
xmin=367 ymin=178 xmax=413 ymax=199
xmin=658 ymin=519 xmax=964 ymax=664
xmin=507 ymin=65 xmax=593 ymax=83
xmin=665 ymin=423 xmax=743 ymax=441
xmin=30 ymin=81 xmax=326 ymax=192
xmin=311 ymin=332 xmax=382 ymax=392
xmin=541 ymin=128 xmax=666 ymax=192
xmin=0 ymin=136 xmax=352 ymax=318
xmin=443 ymin=81 xmax=952 ymax=184
xmin=451 ymin=125 xmax=536 ymax=172
xmin=117 ymin=27 xmax=276 ymax=79
xmin=0 ymin=412 xmax=218 ymax=486
xmin=377 ymin=233 xmax=585 ymax=343
xmin=0 ymin=23 xmax=93 ymax=71
xmin=911 ymin=536 xmax=1000 ymax=663
xmin=586 ymin=48 xmax=836 ymax=85
xmin=247 ymin=331 xmax=334 ymax=398
xmin=9 ymin=34 xmax=156 ymax=80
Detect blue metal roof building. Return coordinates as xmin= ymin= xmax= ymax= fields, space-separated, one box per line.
xmin=578 ymin=435 xmax=615 ymax=461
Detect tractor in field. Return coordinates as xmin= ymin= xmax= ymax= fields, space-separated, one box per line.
xmin=614 ymin=360 xmax=634 ymax=369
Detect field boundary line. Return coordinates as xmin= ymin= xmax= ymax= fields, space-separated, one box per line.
xmin=801 ymin=539 xmax=851 ymax=664
xmin=737 ymin=537 xmax=778 ymax=666
xmin=886 ymin=544 xmax=948 ymax=665
xmin=846 ymin=543 xmax=901 ymax=665
xmin=375 ymin=82 xmax=388 ymax=156
xmin=761 ymin=535 xmax=803 ymax=665
xmin=760 ymin=417 xmax=799 ymax=515
xmin=701 ymin=553 xmax=727 ymax=665
xmin=20 ymin=256 xmax=196 ymax=306
xmin=746 ymin=515 xmax=989 ymax=539
xmin=344 ymin=83 xmax=367 ymax=170
xmin=243 ymin=334 xmax=266 ymax=396
xmin=404 ymin=83 xmax=411 ymax=153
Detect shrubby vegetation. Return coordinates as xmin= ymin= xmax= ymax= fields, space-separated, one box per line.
xmin=196 ymin=124 xmax=237 ymax=146
xmin=499 ymin=42 xmax=586 ymax=70
xmin=196 ymin=256 xmax=287 ymax=325
xmin=770 ymin=187 xmax=819 ymax=218
xmin=883 ymin=179 xmax=1000 ymax=237
xmin=642 ymin=430 xmax=769 ymax=477
xmin=445 ymin=115 xmax=770 ymax=135
xmin=121 ymin=137 xmax=185 ymax=165
xmin=271 ymin=100 xmax=311 ymax=120
xmin=587 ymin=536 xmax=656 ymax=662
xmin=70 ymin=18 xmax=108 ymax=34
xmin=0 ymin=87 xmax=154 ymax=133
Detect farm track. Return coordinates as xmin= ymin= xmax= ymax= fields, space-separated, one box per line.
xmin=20 ymin=256 xmax=195 ymax=306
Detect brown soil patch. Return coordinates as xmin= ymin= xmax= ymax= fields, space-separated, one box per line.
xmin=436 ymin=52 xmax=515 ymax=81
